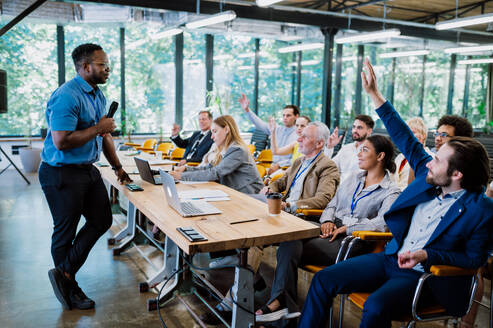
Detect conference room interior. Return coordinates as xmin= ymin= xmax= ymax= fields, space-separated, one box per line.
xmin=1 ymin=0 xmax=493 ymax=327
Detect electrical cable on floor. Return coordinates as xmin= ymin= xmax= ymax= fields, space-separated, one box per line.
xmin=157 ymin=268 xmax=184 ymax=328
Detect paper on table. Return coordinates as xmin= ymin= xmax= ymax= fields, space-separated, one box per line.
xmin=178 ymin=189 xmax=230 ymax=201
xmin=179 ymin=181 xmax=209 ymax=185
xmin=147 ymin=159 xmax=177 ymax=165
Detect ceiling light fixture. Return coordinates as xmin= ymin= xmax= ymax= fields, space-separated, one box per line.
xmin=259 ymin=64 xmax=280 ymax=69
xmin=278 ymin=43 xmax=324 ymax=53
xmin=444 ymin=44 xmax=493 ymax=54
xmin=238 ymin=51 xmax=267 ymax=58
xmin=457 ymin=58 xmax=493 ymax=65
xmin=151 ymin=28 xmax=183 ymax=40
xmin=185 ymin=10 xmax=236 ymax=29
xmin=289 ymin=60 xmax=320 ymax=67
xmin=335 ymin=28 xmax=401 ymax=44
xmin=256 ymin=0 xmax=283 ymax=7
xmin=214 ymin=54 xmax=233 ymax=60
xmin=379 ymin=49 xmax=430 ymax=58
xmin=436 ymin=12 xmax=493 ymax=30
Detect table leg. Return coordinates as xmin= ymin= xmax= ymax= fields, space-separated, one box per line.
xmin=108 ymin=201 xmax=136 ymax=255
xmin=231 ymin=249 xmax=255 ymax=328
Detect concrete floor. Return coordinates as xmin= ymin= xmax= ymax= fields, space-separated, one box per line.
xmin=0 ymin=169 xmax=490 ymax=328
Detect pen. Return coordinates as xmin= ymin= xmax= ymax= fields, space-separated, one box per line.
xmin=230 ymin=218 xmax=259 ymax=225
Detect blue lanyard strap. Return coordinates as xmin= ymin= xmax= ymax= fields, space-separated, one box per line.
xmin=350 ymin=181 xmax=379 ymax=216
xmin=289 ymin=150 xmax=321 ymax=190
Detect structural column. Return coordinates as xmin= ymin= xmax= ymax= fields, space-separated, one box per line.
xmin=205 ymin=34 xmax=214 ymax=106
xmin=447 ymin=54 xmax=457 ymax=115
xmin=253 ymin=39 xmax=260 ymax=115
xmin=321 ymin=28 xmax=335 ymax=127
xmin=332 ymin=43 xmax=343 ymax=128
xmin=354 ymin=45 xmax=364 ymax=115
xmin=175 ymin=33 xmax=184 ymax=126
xmin=120 ymin=27 xmax=126 ymax=134
xmin=56 ymin=25 xmax=65 ymax=86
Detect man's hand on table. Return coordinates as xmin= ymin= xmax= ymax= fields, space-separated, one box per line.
xmin=115 ymin=168 xmax=132 ymax=184
xmin=169 ymin=170 xmax=182 ymax=180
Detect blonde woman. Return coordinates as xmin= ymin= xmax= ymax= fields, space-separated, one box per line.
xmin=393 ymin=117 xmax=434 ymax=190
xmin=170 ymin=115 xmax=263 ymax=194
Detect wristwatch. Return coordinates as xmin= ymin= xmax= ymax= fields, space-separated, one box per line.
xmin=112 ymin=164 xmax=122 ymax=171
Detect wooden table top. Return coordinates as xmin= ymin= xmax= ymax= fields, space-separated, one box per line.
xmin=99 ymin=167 xmax=319 ymax=255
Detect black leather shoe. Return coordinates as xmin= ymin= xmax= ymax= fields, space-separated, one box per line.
xmin=68 ymin=281 xmax=95 ymax=310
xmin=48 ymin=268 xmax=72 ymax=310
xmin=199 ymin=308 xmax=232 ymax=325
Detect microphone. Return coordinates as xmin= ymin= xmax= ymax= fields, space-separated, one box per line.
xmin=107 ymin=101 xmax=119 ymax=118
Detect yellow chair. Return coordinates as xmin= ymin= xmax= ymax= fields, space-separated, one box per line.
xmin=147 ymin=142 xmax=173 ymax=157
xmin=186 ymin=162 xmax=201 ymax=167
xmin=124 ymin=139 xmax=157 ymax=153
xmin=256 ymin=164 xmax=267 ymax=178
xmin=269 ymin=171 xmax=285 ymax=184
xmin=170 ymin=148 xmax=185 ymax=161
xmin=248 ymin=144 xmax=256 ymax=155
xmin=256 ymin=149 xmax=273 ymax=168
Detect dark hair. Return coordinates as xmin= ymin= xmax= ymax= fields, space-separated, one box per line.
xmin=199 ymin=110 xmax=213 ymax=119
xmin=446 ymin=136 xmax=490 ymax=193
xmin=298 ymin=115 xmax=311 ymax=123
xmin=72 ymin=43 xmax=103 ymax=71
xmin=437 ymin=115 xmax=473 ymax=137
xmin=283 ymin=104 xmax=300 ymax=116
xmin=367 ymin=135 xmax=396 ymax=173
xmin=355 ymin=114 xmax=375 ymax=129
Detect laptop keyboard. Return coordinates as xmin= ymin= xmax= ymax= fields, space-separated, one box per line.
xmin=181 ymin=202 xmax=204 ymax=215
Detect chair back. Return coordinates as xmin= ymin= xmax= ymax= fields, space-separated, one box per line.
xmin=250 ymin=128 xmax=270 ymax=151
xmin=256 ymin=164 xmax=267 ymax=178
xmin=170 ymin=148 xmax=185 ymax=160
xmin=156 ymin=142 xmax=173 ymax=154
xmin=256 ymin=149 xmax=273 ymax=163
xmin=142 ymin=139 xmax=157 ymax=149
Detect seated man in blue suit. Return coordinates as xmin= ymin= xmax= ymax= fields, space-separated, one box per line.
xmin=298 ymin=58 xmax=493 ymax=328
xmin=171 ymin=110 xmax=214 ymax=166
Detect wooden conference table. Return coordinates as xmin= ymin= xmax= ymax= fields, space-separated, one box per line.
xmin=99 ymin=159 xmax=319 ymax=328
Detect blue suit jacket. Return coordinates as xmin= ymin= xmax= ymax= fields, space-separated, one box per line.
xmin=377 ymin=101 xmax=493 ymax=315
xmin=171 ymin=130 xmax=213 ymax=163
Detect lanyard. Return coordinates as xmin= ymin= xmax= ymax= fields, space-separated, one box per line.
xmin=289 ymin=150 xmax=321 ymax=190
xmin=84 ymin=91 xmax=100 ymax=119
xmin=350 ymin=181 xmax=379 ymax=216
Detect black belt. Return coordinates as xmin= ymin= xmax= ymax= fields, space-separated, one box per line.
xmin=62 ymin=164 xmax=94 ymax=170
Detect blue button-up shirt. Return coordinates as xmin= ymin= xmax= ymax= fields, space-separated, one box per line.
xmin=41 ymin=75 xmax=106 ymax=166
xmin=399 ymin=188 xmax=466 ymax=271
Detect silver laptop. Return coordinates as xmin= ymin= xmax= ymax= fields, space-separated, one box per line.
xmin=159 ymin=169 xmax=222 ymax=217
xmin=134 ymin=157 xmax=163 ymax=185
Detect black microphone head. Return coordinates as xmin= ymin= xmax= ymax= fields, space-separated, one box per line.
xmin=107 ymin=101 xmax=119 ymax=118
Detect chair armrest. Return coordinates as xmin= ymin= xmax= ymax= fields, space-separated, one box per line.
xmin=124 ymin=142 xmax=140 ymax=147
xmin=352 ymin=231 xmax=393 ymax=241
xmin=429 ymin=265 xmax=478 ymax=277
xmin=186 ymin=162 xmax=200 ymax=167
xmin=296 ymin=209 xmax=324 ymax=216
xmin=136 ymin=147 xmax=154 ymax=151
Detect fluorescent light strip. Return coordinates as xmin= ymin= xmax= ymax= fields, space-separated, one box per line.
xmin=335 ymin=28 xmax=401 ymax=44
xmin=257 ymin=0 xmax=283 ymax=7
xmin=445 ymin=44 xmax=493 ymax=54
xmin=279 ymin=35 xmax=303 ymax=41
xmin=436 ymin=12 xmax=493 ymax=30
xmin=238 ymin=51 xmax=267 ymax=58
xmin=379 ymin=50 xmax=430 ymax=58
xmin=289 ymin=60 xmax=320 ymax=67
xmin=278 ymin=43 xmax=324 ymax=53
xmin=151 ymin=28 xmax=183 ymax=40
xmin=214 ymin=54 xmax=233 ymax=60
xmin=458 ymin=58 xmax=493 ymax=65
xmin=126 ymin=39 xmax=147 ymax=50
xmin=259 ymin=64 xmax=280 ymax=69
xmin=238 ymin=65 xmax=251 ymax=70
xmin=185 ymin=10 xmax=236 ymax=29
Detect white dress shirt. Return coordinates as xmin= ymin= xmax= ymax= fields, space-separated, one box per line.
xmin=332 ymin=142 xmax=363 ymax=183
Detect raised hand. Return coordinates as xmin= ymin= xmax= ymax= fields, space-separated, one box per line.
xmin=238 ymin=93 xmax=250 ymax=112
xmin=327 ymin=127 xmax=343 ymax=149
xmin=171 ymin=123 xmax=180 ymax=137
xmin=361 ymin=58 xmax=386 ymax=108
xmin=268 ymin=117 xmax=277 ymax=134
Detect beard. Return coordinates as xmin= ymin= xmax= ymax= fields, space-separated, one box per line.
xmin=425 ymin=173 xmax=452 ymax=187
xmin=353 ymin=133 xmax=367 ymax=142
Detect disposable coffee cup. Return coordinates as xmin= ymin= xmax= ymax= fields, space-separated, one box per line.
xmin=266 ymin=192 xmax=283 ymax=216
xmin=155 ymin=151 xmax=163 ymax=159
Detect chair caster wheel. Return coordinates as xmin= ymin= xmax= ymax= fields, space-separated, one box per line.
xmin=139 ymin=282 xmax=149 ymax=293
xmin=107 ymin=238 xmax=116 ymax=245
xmin=147 ymin=298 xmax=157 ymax=311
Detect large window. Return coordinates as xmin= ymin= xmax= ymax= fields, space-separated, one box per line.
xmin=213 ymin=35 xmax=255 ymax=131
xmin=0 ymin=23 xmax=57 ymax=137
xmin=300 ymin=48 xmax=323 ymax=121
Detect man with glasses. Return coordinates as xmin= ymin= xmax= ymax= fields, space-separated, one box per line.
xmin=39 ymin=43 xmax=131 ymax=311
xmin=433 ymin=115 xmax=473 ymax=152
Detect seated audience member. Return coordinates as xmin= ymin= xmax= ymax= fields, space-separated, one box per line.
xmin=200 ymin=122 xmax=340 ymax=325
xmin=256 ymin=135 xmax=400 ymax=323
xmin=393 ymin=117 xmax=434 ymax=190
xmin=432 ymin=114 xmax=473 ymax=153
xmin=298 ymin=59 xmax=493 ymax=328
xmin=270 ymin=115 xmax=311 ymax=165
xmin=169 ymin=115 xmax=263 ymax=194
xmin=238 ymin=93 xmax=299 ymax=174
xmin=328 ymin=114 xmax=374 ymax=182
xmin=170 ymin=110 xmax=214 ymax=166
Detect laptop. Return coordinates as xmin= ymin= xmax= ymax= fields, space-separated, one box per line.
xmin=134 ymin=157 xmax=164 ymax=185
xmin=159 ymin=169 xmax=222 ymax=217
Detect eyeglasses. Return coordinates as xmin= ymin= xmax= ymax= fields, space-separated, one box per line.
xmin=433 ymin=131 xmax=449 ymax=138
xmin=91 ymin=62 xmax=110 ymax=69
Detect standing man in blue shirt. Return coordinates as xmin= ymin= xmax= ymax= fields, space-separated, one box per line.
xmin=298 ymin=58 xmax=493 ymax=328
xmin=39 ymin=43 xmax=131 ymax=310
